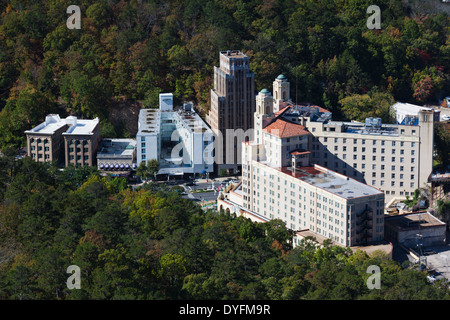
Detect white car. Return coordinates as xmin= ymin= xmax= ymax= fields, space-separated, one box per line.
xmin=441 ymin=115 xmax=450 ymax=121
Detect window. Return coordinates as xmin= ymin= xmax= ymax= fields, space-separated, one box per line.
xmin=84 ymin=148 xmax=88 ymax=153
xmin=84 ymin=155 xmax=89 ymax=160
xmin=392 ymin=141 xmax=396 ymax=146
xmin=362 ymin=155 xmax=366 ymax=160
xmin=392 ymin=149 xmax=395 ymax=154
xmin=381 ymin=181 xmax=385 ymax=186
xmin=381 ymin=156 xmax=385 ymax=162
xmin=362 ymin=164 xmax=365 ymax=169
xmin=373 ymin=140 xmax=376 ymax=145
xmin=372 ymin=172 xmax=376 ymax=177
xmin=400 ymin=149 xmax=404 ymax=155
xmin=324 ymin=137 xmax=328 ymax=142
xmin=381 ymin=141 xmax=385 ymax=146
xmin=410 ymin=182 xmax=414 ymax=188
xmin=373 ymin=148 xmax=377 ymax=153
xmin=381 ymin=165 xmax=385 ymax=170
xmin=411 ymin=158 xmax=415 ymax=163
xmin=392 ymin=157 xmax=395 ymax=162
xmin=343 ymin=138 xmax=347 ymax=143
xmin=381 ymin=148 xmax=384 ymax=154
xmin=391 ymin=181 xmax=395 ymax=186
xmin=353 ymin=139 xmax=357 ymax=144
xmin=362 ymin=139 xmax=366 ymax=145
xmin=45 ymin=154 xmax=49 ymax=159
xmin=142 ymin=149 xmax=146 ymax=154
xmin=141 ymin=143 xmax=146 ymax=148
xmin=142 ymin=155 xmax=146 ymax=160
xmin=411 ymin=166 xmax=415 ymax=172
xmin=44 ymin=147 xmax=49 ymax=152
xmin=372 ymin=164 xmax=376 ymax=170
xmin=391 ymin=165 xmax=395 ymax=171
xmin=411 ymin=142 xmax=416 ymax=148
xmin=373 ymin=156 xmax=376 ymax=161
xmin=353 ymin=155 xmax=357 ymax=160
xmin=411 ymin=174 xmax=415 ymax=180
xmin=141 ymin=137 xmax=145 ymax=141
xmin=400 ymin=174 xmax=404 ymax=179
xmin=391 ymin=173 xmax=395 ymax=179
xmin=412 ymin=130 xmax=416 ymax=135
xmin=362 ymin=147 xmax=366 ymax=152
xmin=343 ymin=146 xmax=347 ymax=151
xmin=400 ymin=182 xmax=403 ymax=187
xmin=400 ymin=129 xmax=405 ymax=135
xmin=411 ymin=150 xmax=415 ymax=155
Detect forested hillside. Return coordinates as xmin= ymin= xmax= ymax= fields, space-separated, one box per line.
xmin=0 ymin=0 xmax=449 ymax=150
xmin=0 ymin=156 xmax=449 ymax=300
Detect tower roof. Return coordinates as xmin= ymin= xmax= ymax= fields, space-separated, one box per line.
xmin=276 ymin=74 xmax=287 ymax=80
xmin=259 ymin=88 xmax=271 ymax=95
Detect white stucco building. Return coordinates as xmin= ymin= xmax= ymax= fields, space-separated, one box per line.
xmin=136 ymin=94 xmax=214 ymax=177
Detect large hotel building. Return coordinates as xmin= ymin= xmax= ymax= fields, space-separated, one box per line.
xmin=219 ymin=73 xmax=435 ymax=248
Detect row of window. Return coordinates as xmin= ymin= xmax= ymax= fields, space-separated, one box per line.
xmin=320 ymin=137 xmax=416 ymax=146
xmin=29 ymin=138 xmax=49 ymax=144
xmin=68 ymin=155 xmax=89 ymax=161
xmin=31 ymin=153 xmax=49 ymax=159
xmin=31 ymin=146 xmax=50 ymax=152
xmin=68 ymin=147 xmax=89 ymax=153
xmin=329 ymin=145 xmax=416 ymax=155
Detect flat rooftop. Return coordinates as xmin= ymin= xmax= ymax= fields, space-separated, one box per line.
xmin=138 ymin=107 xmax=211 ymax=135
xmin=278 ymin=165 xmax=383 ymax=199
xmin=138 ymin=108 xmax=160 ymax=134
xmin=385 ymin=212 xmax=446 ymax=230
xmin=97 ymin=139 xmax=136 ymax=158
xmin=63 ymin=118 xmax=99 ymax=135
xmin=25 ymin=115 xmax=99 ymax=136
xmin=220 ymin=50 xmax=248 ymax=59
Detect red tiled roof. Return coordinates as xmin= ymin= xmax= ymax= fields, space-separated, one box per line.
xmin=274 ymin=103 xmax=292 ymax=116
xmin=263 ymin=118 xmax=310 ymax=138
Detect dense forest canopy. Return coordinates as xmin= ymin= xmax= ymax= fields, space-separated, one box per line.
xmin=0 ymin=0 xmax=450 ymax=300
xmin=0 ymin=0 xmax=449 ymax=149
xmin=0 ymin=155 xmax=449 ymax=300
